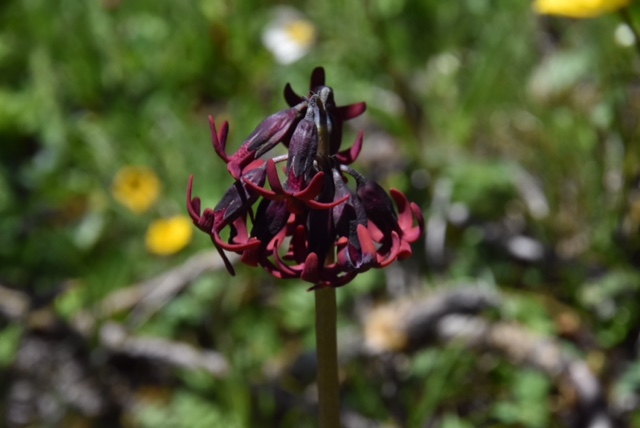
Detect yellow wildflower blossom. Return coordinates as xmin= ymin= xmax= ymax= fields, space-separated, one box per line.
xmin=534 ymin=0 xmax=632 ymax=18
xmin=112 ymin=166 xmax=161 ymax=214
xmin=145 ymin=215 xmax=193 ymax=255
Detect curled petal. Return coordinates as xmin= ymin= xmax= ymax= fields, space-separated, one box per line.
xmin=290 ymin=224 xmax=308 ymax=263
xmin=301 ymin=252 xmax=320 ymax=283
xmin=284 ymin=67 xmax=328 ymax=106
xmin=245 ymin=166 xmax=347 ymax=211
xmin=307 ymin=270 xmax=358 ymax=290
xmin=243 ymin=178 xmax=279 ymax=201
xmin=260 ymin=254 xmax=299 ymax=279
xmin=242 ymin=160 xmax=284 ymax=201
xmin=335 ymin=131 xmax=363 ymax=165
xmin=296 ymin=170 xmax=349 ymax=210
xmin=211 ymin=221 xmax=261 ymax=274
xmin=377 ymin=231 xmax=401 ymax=268
xmin=337 ymin=102 xmax=366 ymax=120
xmin=357 ymin=178 xmax=400 ymax=242
xmin=266 ymin=159 xmax=286 ymax=194
xmin=241 ymin=158 xmax=266 ymax=176
xmin=293 ymin=171 xmax=324 ymax=200
xmin=230 ymin=216 xmax=251 ymax=246
xmin=266 ymin=221 xmax=290 ymax=252
xmin=409 ymin=202 xmax=425 ymax=237
xmin=304 ymin=193 xmax=349 ymax=210
xmin=391 ymin=189 xmax=412 ymax=230
xmin=390 ymin=189 xmax=424 ymax=243
xmin=212 ymin=228 xmax=261 ymax=253
xmin=355 ymin=224 xmax=377 ymax=268
xmin=209 ymin=116 xmax=230 ymax=162
xmin=240 ymin=249 xmax=260 ymax=267
xmin=284 ymin=83 xmax=304 ymax=107
xmin=187 ymin=176 xmax=218 ymax=233
xmin=397 ymin=240 xmax=413 ymax=260
xmin=272 ymin=240 xmax=302 ymax=277
xmin=327 ymin=271 xmax=358 ymax=288
xmin=310 ymin=67 xmax=326 ymax=90
xmin=186 ymin=175 xmax=201 ymax=222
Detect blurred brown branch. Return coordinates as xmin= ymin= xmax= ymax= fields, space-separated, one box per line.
xmin=97 ymin=250 xmax=238 ymax=327
xmin=361 ymin=287 xmax=611 ymax=428
xmin=99 ymin=322 xmax=228 ymax=376
xmin=0 ymin=250 xmax=232 ymax=376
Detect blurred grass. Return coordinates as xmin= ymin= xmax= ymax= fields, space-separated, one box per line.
xmin=1 ymin=0 xmax=640 ymax=426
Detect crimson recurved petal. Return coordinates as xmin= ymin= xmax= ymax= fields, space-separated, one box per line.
xmin=209 ymin=116 xmax=230 ymax=163
xmin=243 ymin=160 xmax=348 ymax=213
xmin=334 ymin=131 xmax=363 ymax=165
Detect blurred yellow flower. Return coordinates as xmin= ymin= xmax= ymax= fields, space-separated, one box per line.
xmin=145 ymin=215 xmax=193 ymax=255
xmin=534 ymin=0 xmax=631 ymax=18
xmin=112 ymin=166 xmax=161 ymax=214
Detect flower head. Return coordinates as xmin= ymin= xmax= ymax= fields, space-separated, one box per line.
xmin=188 ymin=68 xmax=424 ymax=288
xmin=533 ymin=0 xmax=631 ymax=18
xmin=112 ymin=166 xmax=161 ymax=214
xmin=146 ymin=215 xmax=193 ymax=255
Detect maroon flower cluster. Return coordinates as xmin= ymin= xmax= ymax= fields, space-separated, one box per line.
xmin=187 ymin=68 xmax=424 ymax=289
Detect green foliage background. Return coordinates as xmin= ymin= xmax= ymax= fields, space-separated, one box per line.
xmin=1 ymin=0 xmax=640 ymax=426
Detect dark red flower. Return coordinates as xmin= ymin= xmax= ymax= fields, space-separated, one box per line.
xmin=188 ymin=67 xmax=424 ymax=288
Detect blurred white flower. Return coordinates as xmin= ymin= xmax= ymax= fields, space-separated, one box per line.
xmin=262 ymin=7 xmax=316 ymax=64
xmin=615 ymin=23 xmax=635 ymax=47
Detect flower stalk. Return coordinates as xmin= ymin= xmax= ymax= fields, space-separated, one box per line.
xmin=314 ymin=94 xmax=341 ymax=426
xmin=315 ymin=287 xmax=340 ymax=427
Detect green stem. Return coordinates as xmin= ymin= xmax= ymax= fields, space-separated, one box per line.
xmin=315 ymin=287 xmax=340 ymax=427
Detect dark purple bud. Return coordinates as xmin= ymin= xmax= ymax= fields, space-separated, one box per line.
xmin=226 ymin=104 xmax=305 ymax=179
xmin=331 ymin=172 xmax=353 ymax=231
xmin=215 ymin=161 xmax=266 ymax=227
xmin=187 ymin=175 xmax=262 ymax=276
xmin=315 ymin=87 xmax=335 ymax=151
xmin=286 ymin=101 xmax=319 ymax=185
xmin=330 ymin=171 xmax=375 ymax=271
xmin=306 ymin=187 xmax=336 ymax=264
xmin=251 ymin=199 xmax=290 ymax=250
xmin=356 ymin=178 xmax=400 ymax=235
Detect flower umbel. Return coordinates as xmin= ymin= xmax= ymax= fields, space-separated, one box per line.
xmin=188 ymin=68 xmax=424 ymax=288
